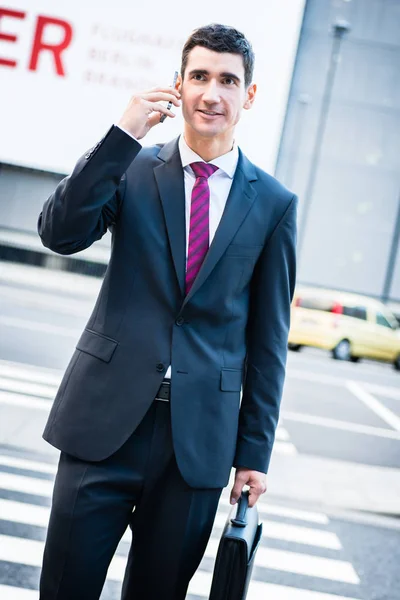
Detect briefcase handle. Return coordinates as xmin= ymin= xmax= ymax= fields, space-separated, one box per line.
xmin=230 ymin=490 xmax=249 ymax=528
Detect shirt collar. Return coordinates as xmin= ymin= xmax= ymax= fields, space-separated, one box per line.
xmin=178 ymin=134 xmax=239 ymax=179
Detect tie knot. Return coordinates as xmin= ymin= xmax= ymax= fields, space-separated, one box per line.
xmin=190 ymin=162 xmax=219 ymax=180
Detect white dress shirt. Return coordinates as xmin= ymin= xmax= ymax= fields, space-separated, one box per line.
xmin=165 ymin=136 xmax=239 ymax=378
xmin=116 ymin=126 xmax=239 ymax=380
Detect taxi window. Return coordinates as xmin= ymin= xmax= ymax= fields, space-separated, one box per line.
xmin=342 ymin=306 xmax=367 ymax=321
xmin=376 ymin=312 xmax=394 ymax=329
xmin=297 ymin=298 xmax=334 ymax=312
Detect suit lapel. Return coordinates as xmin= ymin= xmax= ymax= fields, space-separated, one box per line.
xmin=182 ymin=150 xmax=258 ymax=308
xmin=153 ymin=138 xmax=186 ymax=297
xmin=154 ymin=140 xmax=258 ymax=306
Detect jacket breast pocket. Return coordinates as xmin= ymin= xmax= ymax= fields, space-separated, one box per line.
xmin=76 ymin=329 xmax=118 ymax=363
xmin=220 ymin=368 xmax=243 ymax=392
xmin=224 ymin=244 xmax=263 ymax=258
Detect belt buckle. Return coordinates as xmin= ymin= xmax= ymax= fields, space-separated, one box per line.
xmin=155 ymin=379 xmax=170 ymax=402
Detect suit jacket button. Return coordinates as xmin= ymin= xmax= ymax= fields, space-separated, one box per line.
xmin=156 ymin=363 xmax=165 ymax=372
xmin=176 ymin=317 xmax=185 ymax=326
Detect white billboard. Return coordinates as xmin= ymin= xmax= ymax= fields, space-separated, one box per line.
xmin=0 ymin=1 xmax=305 ymax=174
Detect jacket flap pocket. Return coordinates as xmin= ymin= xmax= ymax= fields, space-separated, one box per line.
xmin=76 ymin=329 xmax=118 ymax=363
xmin=220 ymin=368 xmax=243 ymax=392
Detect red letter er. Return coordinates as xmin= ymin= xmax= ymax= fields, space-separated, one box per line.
xmin=29 ymin=15 xmax=73 ymax=76
xmin=0 ymin=8 xmax=26 ymax=68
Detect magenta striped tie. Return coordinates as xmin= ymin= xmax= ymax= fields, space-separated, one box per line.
xmin=185 ymin=162 xmax=219 ymax=295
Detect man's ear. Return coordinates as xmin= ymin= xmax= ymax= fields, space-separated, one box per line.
xmin=243 ymin=83 xmax=257 ymax=110
xmin=176 ymin=73 xmax=183 ymax=93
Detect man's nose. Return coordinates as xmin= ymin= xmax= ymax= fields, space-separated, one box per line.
xmin=202 ymin=80 xmax=221 ymax=104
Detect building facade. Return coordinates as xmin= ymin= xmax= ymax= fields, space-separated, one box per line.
xmin=276 ymin=0 xmax=400 ymax=305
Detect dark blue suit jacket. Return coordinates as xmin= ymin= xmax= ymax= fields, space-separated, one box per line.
xmin=38 ymin=125 xmax=297 ymax=488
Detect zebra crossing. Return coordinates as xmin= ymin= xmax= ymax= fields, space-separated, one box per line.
xmin=0 ymin=360 xmax=363 ymax=599
xmin=0 ymin=448 xmax=363 ymax=599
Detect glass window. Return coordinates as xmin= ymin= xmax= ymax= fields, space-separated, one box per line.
xmin=297 ymin=297 xmax=335 ymax=312
xmin=376 ymin=312 xmax=394 ymax=329
xmin=342 ymin=306 xmax=367 ymax=321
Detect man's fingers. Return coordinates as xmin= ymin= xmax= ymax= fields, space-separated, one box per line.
xmin=145 ymin=105 xmax=175 ymax=132
xmin=146 ymin=112 xmax=163 ymax=129
xmin=230 ymin=479 xmax=267 ymax=507
xmin=248 ymin=489 xmax=261 ymax=508
xmin=143 ymin=101 xmax=176 ymax=119
xmin=147 ymin=86 xmax=181 ymax=97
xmin=149 ymin=102 xmax=176 ymax=118
xmin=118 ymin=85 xmax=181 ymax=139
xmin=143 ymin=91 xmax=181 ymax=107
xmin=248 ymin=482 xmax=267 ymax=508
xmin=230 ymin=474 xmax=248 ymax=505
xmin=230 ymin=484 xmax=243 ymax=505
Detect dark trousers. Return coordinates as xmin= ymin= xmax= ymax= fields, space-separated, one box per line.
xmin=39 ymin=400 xmax=223 ymax=600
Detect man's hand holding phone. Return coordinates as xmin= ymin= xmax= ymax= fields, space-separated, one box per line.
xmin=117 ymin=86 xmax=181 ymax=141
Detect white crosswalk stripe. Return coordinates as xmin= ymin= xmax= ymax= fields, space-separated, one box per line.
xmin=0 ymin=584 xmax=37 ymax=600
xmin=190 ymin=572 xmax=361 ymax=600
xmin=275 ymin=427 xmax=290 ymax=441
xmin=0 ymin=390 xmax=51 ymax=411
xmin=212 ymin=512 xmax=342 ymax=549
xmin=0 ymin=376 xmax=57 ymax=399
xmin=273 ymin=440 xmax=298 ymax=455
xmin=0 ymin=456 xmax=57 ymax=475
xmin=218 ymin=497 xmax=330 ymax=524
xmin=0 ymin=361 xmax=62 ymax=387
xmin=0 ymin=362 xmax=362 ymax=599
xmin=0 ymin=471 xmax=54 ymax=497
xmin=274 ymin=421 xmax=298 ymax=455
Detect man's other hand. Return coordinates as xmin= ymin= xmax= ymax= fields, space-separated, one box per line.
xmin=230 ymin=468 xmax=267 ymax=508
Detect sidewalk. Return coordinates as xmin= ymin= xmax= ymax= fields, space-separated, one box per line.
xmin=268 ymin=451 xmax=400 ymax=517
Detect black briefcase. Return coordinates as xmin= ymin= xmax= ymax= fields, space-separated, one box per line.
xmin=209 ymin=490 xmax=263 ymax=600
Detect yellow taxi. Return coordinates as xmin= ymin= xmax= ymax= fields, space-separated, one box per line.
xmin=288 ymin=286 xmax=400 ymax=370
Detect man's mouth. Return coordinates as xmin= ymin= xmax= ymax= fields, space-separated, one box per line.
xmin=197 ymin=109 xmax=223 ymax=117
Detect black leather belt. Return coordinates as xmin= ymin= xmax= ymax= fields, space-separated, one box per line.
xmin=155 ymin=379 xmax=171 ymax=402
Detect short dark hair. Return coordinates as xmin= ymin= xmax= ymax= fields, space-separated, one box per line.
xmin=181 ymin=24 xmax=255 ymax=88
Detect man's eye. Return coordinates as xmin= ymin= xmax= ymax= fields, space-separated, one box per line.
xmin=223 ymin=78 xmax=235 ymax=85
xmin=193 ymin=74 xmax=205 ymax=81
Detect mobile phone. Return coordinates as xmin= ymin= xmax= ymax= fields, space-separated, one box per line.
xmin=160 ymin=70 xmax=179 ymax=123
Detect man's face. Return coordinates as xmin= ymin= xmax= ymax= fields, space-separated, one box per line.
xmin=179 ymin=46 xmax=256 ymax=141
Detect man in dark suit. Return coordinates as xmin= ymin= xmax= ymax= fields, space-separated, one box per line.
xmin=38 ymin=23 xmax=297 ymax=600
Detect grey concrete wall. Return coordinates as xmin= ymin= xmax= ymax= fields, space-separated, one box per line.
xmin=0 ymin=164 xmax=110 ymax=255
xmin=0 ymin=165 xmax=62 ymax=233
